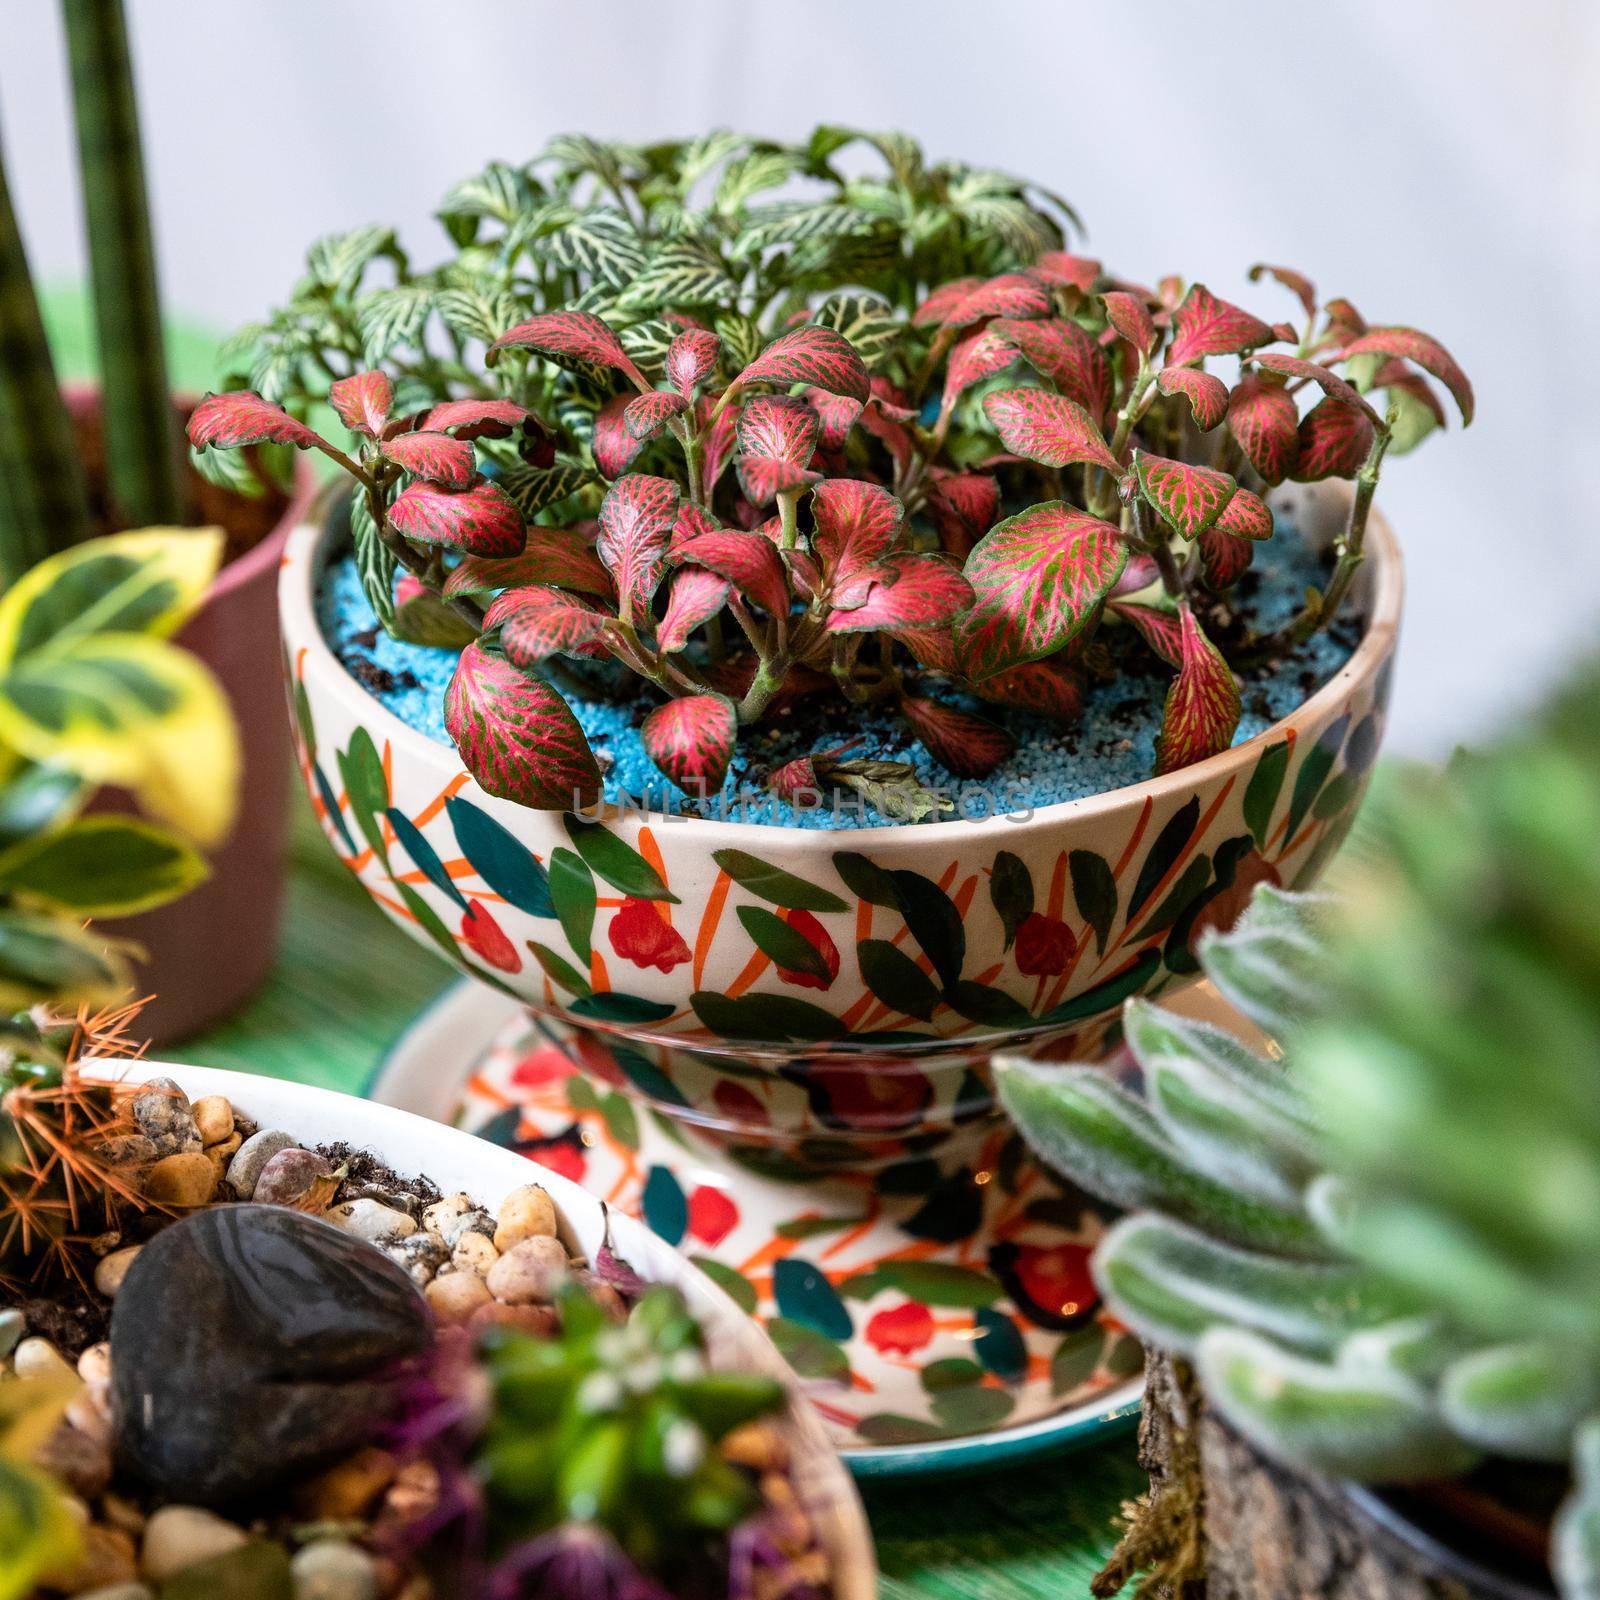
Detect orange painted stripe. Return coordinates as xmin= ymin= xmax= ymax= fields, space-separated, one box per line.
xmin=637 ymin=826 xmax=668 ymax=890
xmin=589 ymin=950 xmax=611 ymax=991
xmin=738 ymin=1234 xmax=802 ymax=1275
xmin=1112 ymin=796 xmax=1154 ymax=880
xmin=413 ymin=771 xmax=468 ymax=828
xmin=1047 ymin=850 xmax=1068 ymax=920
xmin=726 ymin=949 xmax=773 ymax=999
xmin=693 ymin=870 xmax=733 ymax=989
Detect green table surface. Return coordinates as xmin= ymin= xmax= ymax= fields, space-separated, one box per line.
xmin=47 ymin=285 xmax=1137 ymax=1596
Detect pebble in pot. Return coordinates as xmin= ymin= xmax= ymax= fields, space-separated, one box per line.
xmin=109 ymin=1205 xmax=433 ymax=1504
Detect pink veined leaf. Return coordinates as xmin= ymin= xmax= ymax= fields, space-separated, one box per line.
xmin=446 ymin=642 xmax=601 ymax=810
xmin=388 ymin=477 xmax=524 ymax=557
xmin=982 ymin=389 xmax=1119 ymax=473
xmin=592 ymin=393 xmax=648 ymax=480
xmin=1338 ymin=326 xmax=1473 ymax=425
xmin=624 ymin=390 xmax=690 ymax=441
xmin=973 ymin=660 xmax=1085 ymax=724
xmin=1321 ymin=297 xmax=1368 ymax=344
xmin=379 ymin=430 xmax=475 ymax=489
xmin=825 ymin=556 xmax=973 ymax=634
xmin=1227 ymin=378 xmax=1300 ymax=485
xmin=1100 ymin=292 xmax=1156 ymax=357
xmin=990 ymin=318 xmax=1113 ymax=421
xmin=669 ymin=502 xmax=719 ymax=553
xmin=656 ymin=566 xmax=732 ymax=653
xmin=1134 ymin=451 xmax=1238 ymax=539
xmin=1294 ymin=397 xmax=1376 ymax=481
xmin=735 ymin=394 xmax=821 ymax=505
xmin=640 ymin=695 xmax=738 ymax=795
xmin=676 ymin=529 xmax=790 ymax=619
xmin=1251 ymin=352 xmax=1381 ymax=423
xmin=1029 ymin=253 xmax=1102 ymax=293
xmin=926 ymin=470 xmax=1000 ymax=557
xmin=913 ymin=277 xmax=982 ymax=328
xmin=892 ymin=626 xmax=960 ymax=675
xmin=1214 ymin=485 xmax=1273 ymax=541
xmin=958 ymin=503 xmax=1128 ymax=680
xmin=597 ymin=473 xmax=679 ymax=623
xmin=1112 ymin=553 xmax=1160 ymax=597
xmin=444 ymin=528 xmax=614 ymax=601
xmin=488 ymin=310 xmax=647 ymax=390
xmin=902 ymin=697 xmax=1015 ymax=779
xmin=1269 ymin=322 xmax=1299 ymax=345
xmin=728 ymin=326 xmax=869 ymax=403
xmin=942 ymin=327 xmax=1021 ymax=414
xmin=771 ymin=753 xmax=821 ymax=804
xmin=1372 ymin=360 xmax=1447 ymax=428
xmin=486 ymin=584 xmax=613 ymax=666
xmin=188 ymin=391 xmax=325 ymax=452
xmin=328 ymin=371 xmax=393 ymax=437
xmin=421 ymin=397 xmax=531 ymax=440
xmin=1168 ymin=284 xmax=1276 ymax=366
xmin=802 ymin=387 xmax=864 ymax=452
xmin=664 ymin=328 xmax=721 ymax=398
xmin=695 ymin=394 xmax=740 ymax=500
xmin=940 ymin=272 xmax=1053 ymax=330
xmin=1110 ymin=600 xmax=1184 ymax=668
xmin=1248 ymin=263 xmax=1318 ymax=320
xmin=1154 ymin=607 xmax=1241 ymax=776
xmin=1198 ymin=524 xmax=1253 ymax=589
xmin=811 ymin=478 xmax=904 ymax=584
xmin=1156 ymin=367 xmax=1229 ymax=432
xmin=858 ymin=385 xmax=916 ymax=473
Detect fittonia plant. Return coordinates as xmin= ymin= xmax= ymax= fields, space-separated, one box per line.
xmin=190 ymin=129 xmax=1472 ymax=818
xmin=996 ymin=663 xmax=1600 ymax=1597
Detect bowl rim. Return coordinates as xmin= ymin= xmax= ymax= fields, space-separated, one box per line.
xmin=281 ymin=489 xmax=1402 ymax=846
xmin=84 ymin=1058 xmax=878 ymax=1599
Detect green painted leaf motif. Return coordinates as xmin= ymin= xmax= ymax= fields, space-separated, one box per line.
xmin=446 ymin=796 xmax=554 ymax=916
xmin=858 ymin=938 xmax=941 ymax=1022
xmin=691 ymin=1256 xmax=758 ymax=1315
xmin=527 ymin=940 xmax=591 ymax=998
xmin=891 ymin=870 xmax=965 ymax=988
xmin=1129 ymin=798 xmax=1202 ymax=919
xmin=958 ymin=502 xmax=1129 ymax=681
xmin=598 ymin=1090 xmax=640 ymax=1150
xmin=773 ymin=1258 xmax=853 ymax=1340
xmin=1312 ymin=770 xmax=1359 ymax=822
xmin=1243 ymin=740 xmax=1291 ymax=848
xmin=1051 ymin=1328 xmax=1108 ymax=1396
xmin=385 ymin=807 xmax=469 ymax=912
xmin=933 ymin=1383 xmax=1016 ymax=1433
xmin=854 ymin=1414 xmax=946 ymax=1446
xmin=841 ymin=1261 xmax=1003 ymax=1309
xmin=548 ymin=846 xmax=596 ymax=963
xmin=395 ymin=882 xmax=462 ymax=966
xmin=1069 ymin=849 xmax=1117 ymax=955
xmin=690 ymin=991 xmax=847 ymax=1044
xmin=737 ymin=906 xmax=832 ymax=983
xmin=1286 ymin=714 xmax=1350 ymax=837
xmin=831 ymin=851 xmax=899 ymax=908
xmin=974 ymin=1307 xmax=1029 ymax=1381
xmin=944 ymin=980 xmax=1033 ymax=1028
xmin=989 ymin=850 xmax=1033 ymax=951
xmin=563 ymin=814 xmax=677 ymax=902
xmin=1038 ymin=950 xmax=1164 ymax=1026
xmin=767 ymin=1317 xmax=850 ymax=1382
xmin=710 ymin=849 xmax=848 ymax=913
xmin=1134 ymin=855 xmax=1212 ymax=942
xmin=335 ymin=726 xmax=390 ymax=862
xmin=642 ymin=1164 xmax=688 ymax=1245
xmin=922 ymin=1357 xmax=985 ymax=1393
xmin=312 ymin=765 xmax=357 ymax=856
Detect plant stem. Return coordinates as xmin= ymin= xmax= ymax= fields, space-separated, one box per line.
xmin=63 ymin=0 xmax=183 ymax=527
xmin=776 ymin=488 xmax=800 ymax=550
xmin=0 ymin=137 xmax=92 ymax=577
xmin=1091 ymin=359 xmax=1155 ymax=517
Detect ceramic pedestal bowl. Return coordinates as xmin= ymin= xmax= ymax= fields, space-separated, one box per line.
xmin=279 ymin=482 xmax=1401 ymax=1461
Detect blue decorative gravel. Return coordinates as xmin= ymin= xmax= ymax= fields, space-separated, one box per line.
xmin=316 ymin=529 xmax=1357 ymax=829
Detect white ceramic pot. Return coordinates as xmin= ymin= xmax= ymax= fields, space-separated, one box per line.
xmin=86 ymin=1060 xmax=877 ymax=1599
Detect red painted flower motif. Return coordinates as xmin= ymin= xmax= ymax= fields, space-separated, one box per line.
xmin=460 ymin=901 xmax=522 ymax=973
xmin=510 ymin=1045 xmax=579 ymax=1089
xmin=801 ymin=1057 xmax=935 ymax=1132
xmin=713 ymin=1078 xmax=770 ymax=1127
xmin=524 ymin=1142 xmax=586 ymax=1184
xmin=608 ymin=898 xmax=691 ymax=972
xmin=865 ymin=1301 xmax=935 ymax=1355
xmin=1188 ymin=851 xmax=1282 ymax=950
xmin=1014 ymin=911 xmax=1076 ymax=976
xmin=687 ymin=1185 xmax=739 ymax=1247
xmin=989 ymin=1240 xmax=1099 ymax=1331
xmin=776 ymin=909 xmax=840 ymax=990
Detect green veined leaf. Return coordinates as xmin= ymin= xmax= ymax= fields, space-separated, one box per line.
xmin=538 ymin=207 xmax=648 ymax=291
xmin=616 ymin=240 xmax=738 ymax=313
xmin=354 ymin=284 xmax=434 ymax=365
xmin=348 ymin=489 xmax=397 ymax=631
xmin=306 ymin=223 xmax=400 ymax=296
xmin=496 ymin=458 xmax=597 ymax=521
xmin=434 ymin=283 xmax=525 ymax=346
xmin=811 ymin=290 xmax=901 ymax=371
xmin=0 ymin=816 xmax=207 ymax=917
xmin=435 ymin=161 xmax=532 ymax=244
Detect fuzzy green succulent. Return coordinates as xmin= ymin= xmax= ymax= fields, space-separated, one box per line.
xmin=997 ymin=663 xmax=1600 ymax=1597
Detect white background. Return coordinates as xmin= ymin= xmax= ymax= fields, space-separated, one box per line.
xmin=4 ymin=0 xmax=1596 ymax=755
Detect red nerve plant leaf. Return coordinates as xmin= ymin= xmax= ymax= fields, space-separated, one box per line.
xmin=1101 ymin=292 xmax=1156 ymax=357
xmin=489 ymin=311 xmax=648 ymax=390
xmin=624 ymin=390 xmax=690 ymax=441
xmin=902 ymin=697 xmax=1014 ymax=779
xmin=729 ymin=326 xmax=870 ymax=403
xmin=938 ymin=272 xmax=1053 ymax=329
xmin=990 ymin=318 xmax=1112 ymax=421
xmin=486 ymin=585 xmax=612 ymax=666
xmin=641 ymin=695 xmax=738 ymax=795
xmin=825 ymin=556 xmax=973 ymax=633
xmin=1294 ymin=397 xmax=1375 ymax=482
xmin=1134 ymin=451 xmax=1237 ymax=539
xmin=973 ymin=660 xmax=1084 ymax=724
xmin=446 ymin=642 xmax=602 ymax=810
xmin=1214 ymin=486 xmax=1273 ymax=541
xmin=422 ymin=398 xmax=530 ymax=439
xmin=446 ymin=528 xmax=613 ymax=602
xmin=188 ymin=391 xmax=324 ymax=452
xmin=1251 ymin=352 xmax=1380 ymax=423
xmin=665 ymin=328 xmax=721 ymax=397
xmin=942 ymin=327 xmax=1020 ymax=413
xmin=1339 ymin=326 xmax=1474 ymax=425
xmin=657 ymin=566 xmax=731 ymax=653
xmin=1226 ymin=378 xmax=1300 ymax=485
xmin=1156 ymin=367 xmax=1229 ymax=431
xmin=676 ymin=530 xmax=790 ymax=619
xmin=379 ymin=430 xmax=475 ymax=488
xmin=1111 ymin=600 xmax=1184 ymax=667
xmin=735 ymin=395 xmax=820 ymax=504
xmin=592 ymin=394 xmax=647 ymax=480
xmin=388 ymin=477 xmax=525 ymax=557
xmin=328 ymin=371 xmax=392 ymax=436
xmin=597 ymin=473 xmax=678 ymax=622
xmin=958 ymin=503 xmax=1128 ymax=680
xmin=1154 ymin=607 xmax=1241 ymax=776
xmin=811 ymin=478 xmax=904 ymax=583
xmin=1168 ymin=284 xmax=1275 ymax=366
xmin=982 ymin=389 xmax=1119 ymax=473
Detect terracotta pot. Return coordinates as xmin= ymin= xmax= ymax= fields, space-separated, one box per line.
xmin=64 ymin=387 xmax=317 ymax=1044
xmin=86 ymin=1059 xmax=878 ymax=1600
xmin=279 ymin=482 xmax=1401 ymax=1164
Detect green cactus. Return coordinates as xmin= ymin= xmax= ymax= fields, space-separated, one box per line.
xmin=998 ymin=664 xmax=1600 ymax=1596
